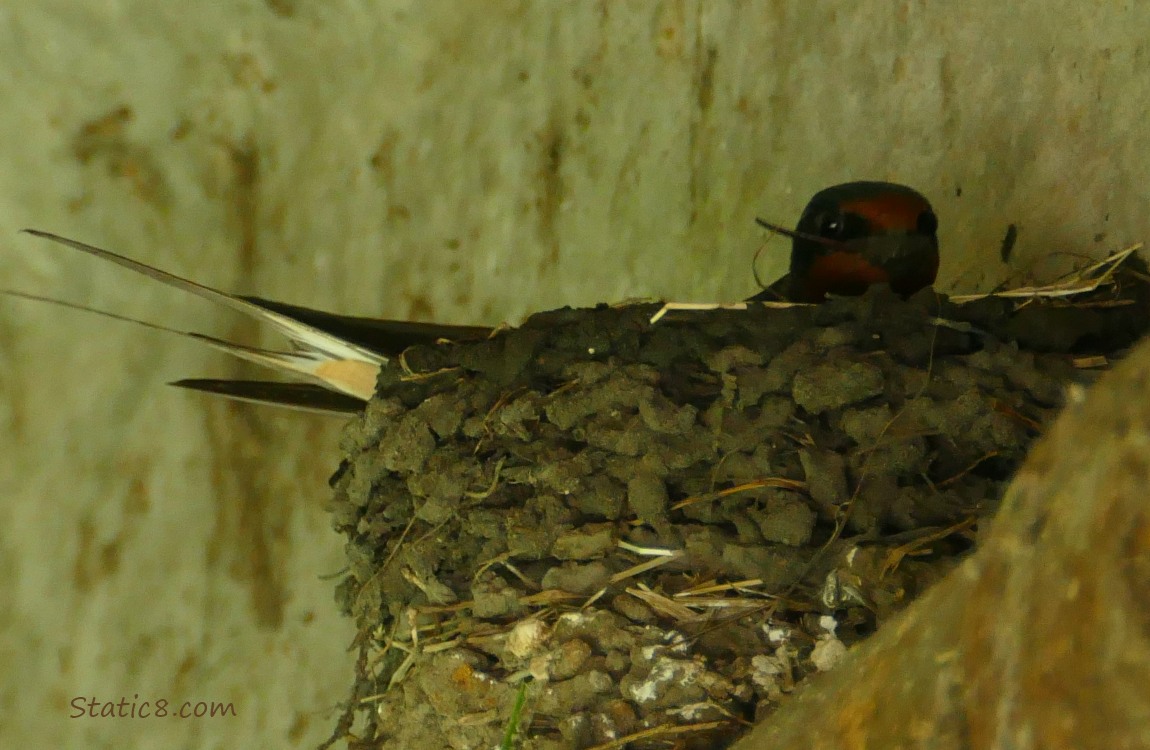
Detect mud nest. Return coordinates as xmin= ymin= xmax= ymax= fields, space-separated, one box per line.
xmin=324 ymin=281 xmax=1147 ymax=750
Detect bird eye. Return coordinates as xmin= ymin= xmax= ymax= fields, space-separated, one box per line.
xmin=917 ymin=210 xmax=939 ymax=235
xmin=815 ymin=210 xmax=846 ymax=238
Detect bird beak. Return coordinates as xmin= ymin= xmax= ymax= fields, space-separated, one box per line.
xmin=753 ymin=217 xmax=843 ymax=249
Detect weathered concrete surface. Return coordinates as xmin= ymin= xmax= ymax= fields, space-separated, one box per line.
xmin=0 ymin=2 xmax=1147 ymax=748
xmin=733 ymin=335 xmax=1150 ymax=749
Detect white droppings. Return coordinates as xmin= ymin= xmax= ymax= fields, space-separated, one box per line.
xmin=810 ymin=636 xmax=848 ymax=672
xmin=506 ymin=618 xmax=549 ymax=659
xmin=670 ymin=702 xmax=712 ymax=721
xmin=557 ymin=611 xmax=587 ymax=627
xmin=626 ymin=656 xmax=702 ymax=704
xmin=763 ymin=623 xmax=791 ymax=644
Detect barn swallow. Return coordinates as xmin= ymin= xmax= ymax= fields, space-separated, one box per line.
xmin=5 ymin=183 xmax=937 ymax=414
xmin=750 ymin=181 xmax=939 ymax=303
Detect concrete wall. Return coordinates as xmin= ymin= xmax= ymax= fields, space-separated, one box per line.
xmin=0 ymin=2 xmax=1144 ymax=747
